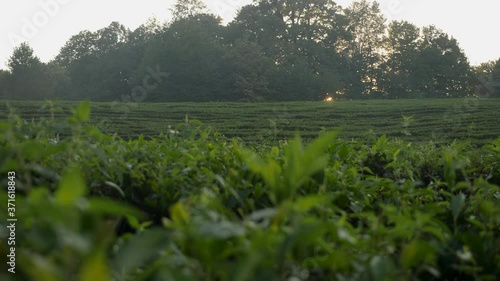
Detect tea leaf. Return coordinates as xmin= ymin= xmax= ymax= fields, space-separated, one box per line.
xmin=80 ymin=251 xmax=110 ymax=281
xmin=75 ymin=100 xmax=91 ymax=122
xmin=55 ymin=168 xmax=86 ymax=205
xmin=451 ymin=193 xmax=465 ymax=223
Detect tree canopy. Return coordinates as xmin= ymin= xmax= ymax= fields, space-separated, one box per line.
xmin=0 ymin=0 xmax=496 ymax=101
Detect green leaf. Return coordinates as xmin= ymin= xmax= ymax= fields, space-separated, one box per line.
xmin=238 ymin=147 xmax=281 ymax=192
xmin=271 ymin=146 xmax=279 ymax=157
xmin=293 ymin=195 xmax=328 ymax=212
xmin=170 ymin=202 xmax=190 ymax=224
xmin=370 ymin=255 xmax=395 ymax=281
xmin=80 ymin=251 xmax=111 ymax=281
xmin=197 ymin=221 xmax=247 ymax=239
xmin=74 ymin=100 xmax=91 ymax=122
xmin=245 ymin=208 xmax=277 ymax=223
xmin=363 ymin=166 xmax=375 ymax=175
xmin=104 ymin=181 xmax=125 ymax=197
xmin=87 ymin=198 xmax=145 ymax=219
xmin=337 ymin=227 xmax=357 ymax=244
xmin=230 ymin=251 xmax=261 ymax=281
xmin=451 ymin=193 xmax=465 ymax=223
xmin=20 ymin=252 xmax=62 ymax=281
xmin=443 ymin=152 xmax=457 ymax=188
xmin=111 ymin=228 xmax=171 ymax=278
xmin=304 ymin=131 xmax=339 ymax=159
xmin=337 ymin=144 xmax=350 ymax=159
xmin=55 ymin=168 xmax=86 ymax=205
xmin=456 ymin=246 xmax=473 ymax=262
xmin=401 ymin=240 xmax=436 ymax=269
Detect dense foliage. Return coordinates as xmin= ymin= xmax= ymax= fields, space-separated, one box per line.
xmin=1 ymin=102 xmax=499 ymax=281
xmin=1 ymin=0 xmax=499 ymax=101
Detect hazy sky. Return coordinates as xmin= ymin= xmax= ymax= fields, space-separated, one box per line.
xmin=1 ymin=0 xmax=499 ymax=70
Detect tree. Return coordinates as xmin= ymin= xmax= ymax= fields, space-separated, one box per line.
xmin=8 ymin=43 xmax=43 ymax=74
xmin=128 ymin=18 xmax=162 ymax=62
xmin=55 ymin=30 xmax=98 ymax=99
xmin=492 ymin=59 xmax=500 ymax=97
xmin=381 ymin=21 xmax=421 ymax=98
xmin=55 ymin=30 xmax=98 ymax=67
xmin=222 ymin=39 xmax=273 ymax=101
xmin=232 ymin=0 xmax=348 ymax=63
xmin=229 ymin=0 xmax=349 ymax=100
xmin=137 ymin=14 xmax=226 ymax=102
xmin=6 ymin=43 xmax=55 ymax=100
xmin=344 ymin=0 xmax=386 ymax=98
xmin=0 ymin=70 xmax=10 ymax=99
xmin=171 ymin=0 xmax=208 ymax=20
xmin=381 ymin=24 xmax=472 ymax=98
xmin=94 ymin=21 xmax=129 ymax=56
xmin=474 ymin=60 xmax=496 ymax=75
xmin=414 ymin=25 xmax=471 ymax=98
xmin=473 ymin=58 xmax=500 ymax=97
xmin=46 ymin=62 xmax=73 ymax=99
xmin=227 ymin=4 xmax=285 ymax=67
xmin=55 ymin=22 xmax=133 ymax=101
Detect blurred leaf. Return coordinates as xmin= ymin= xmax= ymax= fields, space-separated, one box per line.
xmin=451 ymin=193 xmax=465 ymax=223
xmin=293 ymin=195 xmax=328 ymax=212
xmin=238 ymin=147 xmax=281 ymax=196
xmin=370 ymin=255 xmax=395 ymax=281
xmin=87 ymin=198 xmax=145 ymax=219
xmin=245 ymin=208 xmax=277 ymax=224
xmin=230 ymin=251 xmax=261 ymax=281
xmin=197 ymin=221 xmax=246 ymax=239
xmin=337 ymin=227 xmax=357 ymax=244
xmin=304 ymin=131 xmax=338 ymax=160
xmin=104 ymin=181 xmax=125 ymax=197
xmin=80 ymin=251 xmax=111 ymax=281
xmin=363 ymin=166 xmax=375 ymax=175
xmin=456 ymin=246 xmax=473 ymax=262
xmin=170 ymin=202 xmax=190 ymax=224
xmin=55 ymin=168 xmax=86 ymax=205
xmin=74 ymin=100 xmax=91 ymax=122
xmin=20 ymin=252 xmax=62 ymax=281
xmin=271 ymin=146 xmax=279 ymax=157
xmin=111 ymin=228 xmax=171 ymax=278
xmin=401 ymin=240 xmax=436 ymax=269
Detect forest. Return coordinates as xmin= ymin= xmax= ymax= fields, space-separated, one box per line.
xmin=0 ymin=0 xmax=499 ymax=102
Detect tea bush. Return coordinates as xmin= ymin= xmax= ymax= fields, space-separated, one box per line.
xmin=0 ymin=102 xmax=499 ymax=281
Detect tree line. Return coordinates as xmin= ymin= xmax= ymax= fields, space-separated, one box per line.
xmin=1 ymin=0 xmax=499 ymax=102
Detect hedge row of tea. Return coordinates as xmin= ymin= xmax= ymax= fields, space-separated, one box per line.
xmin=0 ymin=102 xmax=499 ymax=281
xmin=2 ymin=98 xmax=500 ymax=146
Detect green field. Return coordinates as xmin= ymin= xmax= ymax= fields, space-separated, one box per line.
xmin=1 ymin=98 xmax=499 ymax=145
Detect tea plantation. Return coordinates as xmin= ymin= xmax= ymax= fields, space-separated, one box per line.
xmin=0 ymin=100 xmax=499 ymax=281
xmin=1 ymin=98 xmax=500 ymax=145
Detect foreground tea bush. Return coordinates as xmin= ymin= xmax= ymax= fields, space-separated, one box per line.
xmin=0 ymin=102 xmax=499 ymax=281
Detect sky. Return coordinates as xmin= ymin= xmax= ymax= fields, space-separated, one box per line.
xmin=0 ymin=0 xmax=499 ymax=70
